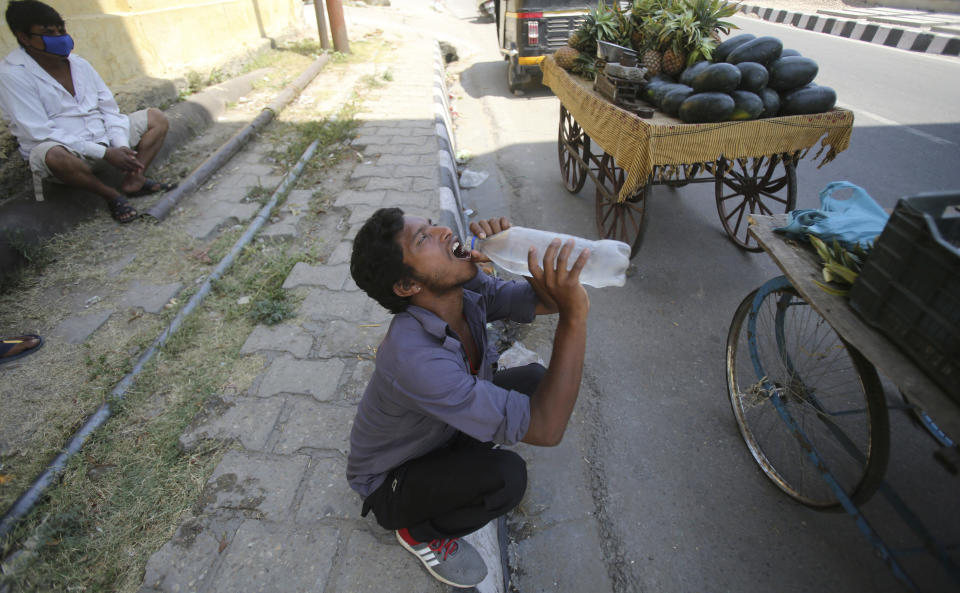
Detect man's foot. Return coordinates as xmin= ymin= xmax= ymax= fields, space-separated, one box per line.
xmin=125 ymin=178 xmax=177 ymax=198
xmin=108 ymin=196 xmax=138 ymax=223
xmin=0 ymin=335 xmax=44 ymax=365
xmin=395 ymin=528 xmax=487 ymax=588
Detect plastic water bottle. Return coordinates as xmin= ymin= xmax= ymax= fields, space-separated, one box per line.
xmin=470 ymin=226 xmax=631 ymax=288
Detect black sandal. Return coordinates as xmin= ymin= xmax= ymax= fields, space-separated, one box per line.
xmin=108 ymin=196 xmax=138 ymax=223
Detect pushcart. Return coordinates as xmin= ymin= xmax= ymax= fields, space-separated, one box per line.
xmin=726 ymin=213 xmax=960 ymax=592
xmin=540 ymin=56 xmax=855 ymax=257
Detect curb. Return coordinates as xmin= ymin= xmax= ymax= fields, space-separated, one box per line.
xmin=739 ymin=4 xmax=960 ymax=56
xmin=433 ymin=41 xmax=467 ymax=242
xmin=431 ymin=39 xmax=509 ymax=593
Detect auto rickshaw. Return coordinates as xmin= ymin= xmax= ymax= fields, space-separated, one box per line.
xmin=494 ymin=0 xmax=591 ymax=92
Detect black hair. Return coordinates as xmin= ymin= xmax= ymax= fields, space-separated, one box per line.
xmin=350 ymin=207 xmax=416 ymax=314
xmin=6 ymin=0 xmax=63 ymax=41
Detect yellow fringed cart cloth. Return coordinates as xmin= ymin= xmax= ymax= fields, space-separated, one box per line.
xmin=540 ymin=55 xmax=854 ymax=203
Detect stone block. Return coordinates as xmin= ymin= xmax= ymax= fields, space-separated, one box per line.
xmin=282 ymin=262 xmax=350 ymax=290
xmin=412 ymin=177 xmax=437 ymax=192
xmin=326 ymin=241 xmax=353 ymax=265
xmin=366 ymin=177 xmax=413 ymax=192
xmin=333 ymin=529 xmax=445 ymax=592
xmin=179 ymin=394 xmax=281 ymax=452
xmin=257 ymin=356 xmax=345 ymax=400
xmin=315 ymin=320 xmax=388 ymax=358
xmin=183 ymin=201 xmax=260 ymax=240
xmin=285 ymin=189 xmax=313 ymax=209
xmin=139 ymin=516 xmax=244 ymax=593
xmin=382 ymin=190 xmax=430 ymax=209
xmin=210 ymin=520 xmax=338 ymax=593
xmin=347 ymin=204 xmax=380 ymax=225
xmin=272 ymin=400 xmax=355 ymax=456
xmin=52 ymin=309 xmax=114 ymax=344
xmin=199 ymin=449 xmax=308 ymax=520
xmin=394 ymin=165 xmax=436 ymax=179
xmin=350 ymin=163 xmax=391 ymax=179
xmin=362 ymin=143 xmax=435 ymax=156
xmin=333 ymin=189 xmax=385 ymax=208
xmin=376 ymin=154 xmax=424 ymax=167
xmin=341 ymin=359 xmax=375 ymax=404
xmin=119 ymin=281 xmax=183 ymax=314
xmin=298 ymin=289 xmax=372 ymax=322
xmin=295 ymin=457 xmax=359 ymax=521
xmin=240 ymin=323 xmax=313 ymax=357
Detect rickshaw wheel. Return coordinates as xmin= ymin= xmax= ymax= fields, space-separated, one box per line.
xmin=507 ymin=58 xmax=522 ymax=92
xmin=558 ymin=105 xmax=590 ymax=193
xmin=715 ymin=154 xmax=797 ymax=252
xmin=595 ymin=152 xmax=648 ymax=259
xmin=726 ymin=280 xmax=890 ymax=509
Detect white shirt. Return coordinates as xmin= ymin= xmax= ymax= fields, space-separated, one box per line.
xmin=0 ymin=46 xmax=130 ymax=160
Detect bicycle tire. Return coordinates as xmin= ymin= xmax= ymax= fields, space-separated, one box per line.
xmin=726 ymin=280 xmax=890 ymax=508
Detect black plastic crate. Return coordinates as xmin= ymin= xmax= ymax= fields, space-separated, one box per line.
xmin=849 ymin=192 xmax=960 ymax=403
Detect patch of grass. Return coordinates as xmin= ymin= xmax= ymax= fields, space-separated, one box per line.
xmin=283 ymin=39 xmax=323 ymax=57
xmin=4 ymin=229 xmax=53 ymax=268
xmin=244 ymin=185 xmax=272 ymax=206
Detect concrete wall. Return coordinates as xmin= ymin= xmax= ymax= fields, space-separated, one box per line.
xmin=0 ymin=0 xmax=302 ymax=87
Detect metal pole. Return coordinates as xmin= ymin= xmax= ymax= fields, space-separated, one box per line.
xmin=326 ymin=0 xmax=349 ymax=53
xmin=312 ymin=0 xmax=331 ymax=50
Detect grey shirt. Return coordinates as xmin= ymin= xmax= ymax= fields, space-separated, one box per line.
xmin=346 ymin=270 xmax=539 ymax=498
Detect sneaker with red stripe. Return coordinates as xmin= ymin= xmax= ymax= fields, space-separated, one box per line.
xmin=395 ymin=528 xmax=487 ymax=588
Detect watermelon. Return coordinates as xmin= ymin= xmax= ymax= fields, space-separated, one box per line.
xmin=679 ymin=61 xmax=711 ymax=87
xmin=691 ymin=63 xmax=741 ymax=93
xmin=714 ymin=34 xmax=756 ymax=63
xmin=662 ymin=86 xmax=695 ymax=117
xmin=726 ymin=36 xmax=783 ymax=66
xmin=780 ymin=85 xmax=837 ymax=115
xmin=758 ymin=87 xmax=780 ymax=117
xmin=767 ymin=56 xmax=819 ymax=91
xmin=679 ymin=92 xmax=736 ymax=123
xmin=736 ymin=62 xmax=769 ymax=93
xmin=729 ymin=90 xmax=764 ymax=120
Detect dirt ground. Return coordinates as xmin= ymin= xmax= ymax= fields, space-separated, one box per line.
xmin=0 ymin=19 xmax=397 ymax=588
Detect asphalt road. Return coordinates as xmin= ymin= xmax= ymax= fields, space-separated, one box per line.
xmin=443 ymin=3 xmax=959 ymax=591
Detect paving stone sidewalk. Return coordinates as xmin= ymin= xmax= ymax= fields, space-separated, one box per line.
xmin=135 ymin=9 xmax=503 ymax=593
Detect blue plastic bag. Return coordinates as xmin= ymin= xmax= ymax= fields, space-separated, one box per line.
xmin=774 ymin=181 xmax=889 ymax=249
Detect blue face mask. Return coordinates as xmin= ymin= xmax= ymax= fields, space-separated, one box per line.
xmin=29 ymin=32 xmax=74 ymax=57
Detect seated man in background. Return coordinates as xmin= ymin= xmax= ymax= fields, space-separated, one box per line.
xmin=0 ymin=0 xmax=173 ymax=223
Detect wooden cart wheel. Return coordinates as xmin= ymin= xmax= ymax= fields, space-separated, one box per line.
xmin=558 ymin=105 xmax=591 ymax=194
xmin=595 ymin=152 xmax=648 ymax=259
xmin=715 ymin=154 xmax=797 ymax=252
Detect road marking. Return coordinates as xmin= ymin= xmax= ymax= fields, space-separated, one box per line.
xmin=840 ymin=104 xmax=957 ymax=146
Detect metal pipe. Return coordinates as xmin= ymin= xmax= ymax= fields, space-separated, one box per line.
xmin=326 ymin=0 xmax=350 ymax=53
xmin=313 ymin=0 xmax=331 ymax=50
xmin=0 ymin=139 xmax=321 ymax=543
xmin=144 ymin=54 xmax=329 ymax=221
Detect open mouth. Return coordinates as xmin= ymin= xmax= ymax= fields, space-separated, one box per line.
xmin=451 ymin=239 xmax=470 ymax=260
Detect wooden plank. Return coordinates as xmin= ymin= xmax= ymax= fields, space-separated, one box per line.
xmin=748 ymin=214 xmax=960 ymax=440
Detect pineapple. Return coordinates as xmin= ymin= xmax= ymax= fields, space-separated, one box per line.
xmin=662 ymin=47 xmax=687 ymax=75
xmin=642 ymin=48 xmax=662 ymax=76
xmin=555 ymin=46 xmax=581 ymax=71
xmin=689 ymin=0 xmax=740 ymax=41
xmin=571 ymin=51 xmax=598 ymax=80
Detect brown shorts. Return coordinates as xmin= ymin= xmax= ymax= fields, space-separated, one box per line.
xmin=28 ymin=109 xmax=150 ymax=201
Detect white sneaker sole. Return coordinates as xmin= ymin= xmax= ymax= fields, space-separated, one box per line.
xmin=395 ymin=530 xmax=480 ymax=589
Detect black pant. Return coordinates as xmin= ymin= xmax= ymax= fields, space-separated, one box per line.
xmin=362 ymin=363 xmax=545 ymax=541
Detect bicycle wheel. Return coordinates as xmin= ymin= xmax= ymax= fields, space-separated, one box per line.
xmin=726 ymin=278 xmax=890 ymax=508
